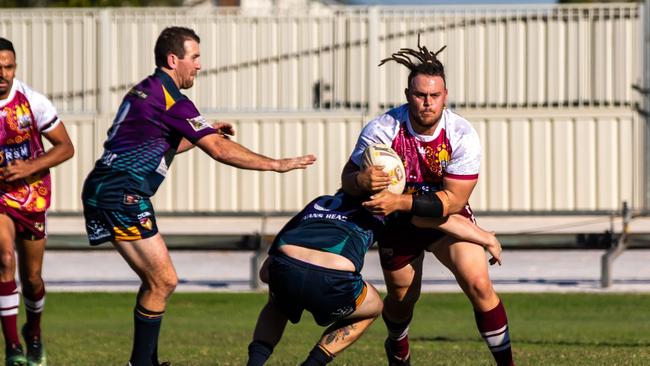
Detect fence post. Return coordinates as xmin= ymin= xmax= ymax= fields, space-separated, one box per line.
xmin=98 ymin=9 xmax=111 ymax=117
xmin=600 ymin=202 xmax=631 ymax=288
xmin=250 ymin=216 xmax=269 ymax=290
xmin=641 ymin=0 xmax=650 ymax=212
xmin=250 ymin=233 xmax=262 ymax=290
xmin=367 ymin=6 xmax=380 ymax=117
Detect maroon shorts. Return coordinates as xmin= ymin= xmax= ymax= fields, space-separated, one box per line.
xmin=378 ymin=204 xmax=475 ymax=271
xmin=0 ymin=205 xmax=47 ymax=240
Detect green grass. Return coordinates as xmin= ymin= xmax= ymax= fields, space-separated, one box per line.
xmin=32 ymin=292 xmax=650 ymax=365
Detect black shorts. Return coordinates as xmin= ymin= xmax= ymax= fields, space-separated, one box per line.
xmin=268 ymin=254 xmax=366 ymax=326
xmin=82 ymin=197 xmax=158 ymax=246
xmin=379 ymin=204 xmax=476 ymax=270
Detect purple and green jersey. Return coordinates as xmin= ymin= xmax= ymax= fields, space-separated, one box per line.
xmin=82 ymin=69 xmax=217 ymax=209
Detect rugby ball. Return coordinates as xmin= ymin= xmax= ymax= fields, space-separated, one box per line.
xmin=361 ymin=143 xmax=406 ymax=194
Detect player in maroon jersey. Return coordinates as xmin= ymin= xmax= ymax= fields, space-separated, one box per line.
xmin=341 ymin=37 xmax=514 ymax=366
xmin=0 ymin=37 xmax=75 ymax=366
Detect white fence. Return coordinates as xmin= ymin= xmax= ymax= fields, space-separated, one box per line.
xmin=0 ymin=3 xmax=642 ymax=113
xmin=0 ymin=4 xmax=646 ymax=216
xmin=51 ymin=107 xmax=644 ymax=214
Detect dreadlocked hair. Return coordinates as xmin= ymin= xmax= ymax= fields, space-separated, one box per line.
xmin=379 ymin=34 xmax=447 ymax=87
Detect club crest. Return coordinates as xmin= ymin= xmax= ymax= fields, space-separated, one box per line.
xmin=139 ymin=217 xmax=153 ymax=231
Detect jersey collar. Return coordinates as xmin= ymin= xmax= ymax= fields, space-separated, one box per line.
xmin=154 ymin=68 xmax=185 ymax=102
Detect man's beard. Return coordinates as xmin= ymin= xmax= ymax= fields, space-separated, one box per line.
xmin=0 ymin=78 xmax=9 ymax=96
xmin=416 ymin=112 xmax=438 ymax=126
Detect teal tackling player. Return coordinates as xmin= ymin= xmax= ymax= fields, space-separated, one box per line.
xmin=246 ymin=190 xmax=502 ymax=366
xmin=81 ymin=27 xmax=315 ymax=366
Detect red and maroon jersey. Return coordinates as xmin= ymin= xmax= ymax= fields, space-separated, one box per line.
xmin=0 ymin=79 xmax=60 ymax=212
xmin=349 ymin=104 xmax=481 ymax=196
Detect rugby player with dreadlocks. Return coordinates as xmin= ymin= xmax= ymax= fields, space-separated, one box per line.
xmin=341 ymin=36 xmax=515 ymax=366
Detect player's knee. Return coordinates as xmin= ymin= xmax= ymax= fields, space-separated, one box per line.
xmin=387 ymin=284 xmax=420 ymax=304
xmin=162 ymin=275 xmax=178 ymax=294
xmin=0 ymin=250 xmax=15 ymax=273
xmin=467 ymin=276 xmax=494 ymax=301
xmin=22 ymin=271 xmax=43 ymax=289
xmin=370 ymin=296 xmax=383 ymax=318
xmin=150 ymin=274 xmax=178 ymax=297
xmin=21 ymin=279 xmax=44 ymax=299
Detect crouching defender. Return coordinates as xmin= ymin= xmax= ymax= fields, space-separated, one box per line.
xmin=246 ymin=190 xmax=502 ymax=365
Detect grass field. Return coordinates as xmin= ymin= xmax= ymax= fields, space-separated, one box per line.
xmin=34 ymin=292 xmax=650 ymax=365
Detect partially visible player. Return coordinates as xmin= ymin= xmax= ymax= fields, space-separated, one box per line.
xmin=247 ymin=191 xmax=384 ymax=366
xmin=342 ymin=37 xmax=514 ymax=366
xmin=0 ymin=37 xmax=75 ymax=366
xmin=246 ymin=190 xmax=502 ymax=366
xmin=81 ymin=27 xmax=315 ymax=366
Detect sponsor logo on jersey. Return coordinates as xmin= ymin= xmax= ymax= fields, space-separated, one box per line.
xmin=100 ymin=150 xmax=118 ymax=166
xmin=87 ymin=219 xmax=112 ymax=241
xmin=0 ymin=141 xmax=31 ymax=167
xmin=331 ymin=305 xmax=354 ymax=318
xmin=302 ymin=213 xmax=325 ymax=220
xmin=128 ymin=88 xmax=148 ymax=100
xmin=324 ymin=213 xmax=348 ymax=221
xmin=186 ymin=116 xmax=210 ymax=132
xmin=155 ymin=156 xmax=169 ymax=177
xmin=301 ymin=212 xmax=349 ymax=222
xmin=137 ymin=211 xmax=152 ymax=220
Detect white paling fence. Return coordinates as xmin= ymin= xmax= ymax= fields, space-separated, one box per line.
xmin=0 ymin=3 xmax=642 ymax=114
xmin=1 ymin=4 xmax=646 ymax=216
xmin=51 ymin=107 xmax=644 ymax=214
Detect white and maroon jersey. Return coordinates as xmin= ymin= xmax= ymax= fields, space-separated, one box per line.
xmin=0 ymin=79 xmax=61 ymax=212
xmin=349 ymin=104 xmax=481 ymax=195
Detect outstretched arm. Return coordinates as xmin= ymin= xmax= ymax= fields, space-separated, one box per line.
xmin=411 ymin=214 xmax=502 ymax=265
xmin=4 ymin=123 xmax=74 ymax=182
xmin=177 ymin=121 xmax=235 ymax=154
xmin=196 ymin=133 xmax=316 ymax=172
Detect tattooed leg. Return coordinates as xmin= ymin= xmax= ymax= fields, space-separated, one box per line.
xmin=324 ymin=322 xmax=357 ymax=345
xmin=317 ymin=282 xmax=383 ymax=355
xmin=317 ymin=317 xmax=376 ymax=355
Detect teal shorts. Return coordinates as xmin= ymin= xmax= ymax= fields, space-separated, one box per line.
xmin=268 ymin=253 xmax=366 ymax=326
